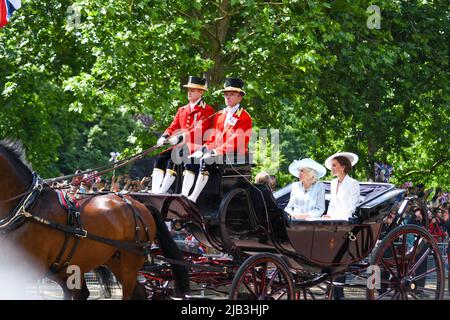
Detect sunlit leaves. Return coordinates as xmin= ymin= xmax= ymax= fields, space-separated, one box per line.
xmin=0 ymin=0 xmax=447 ymax=187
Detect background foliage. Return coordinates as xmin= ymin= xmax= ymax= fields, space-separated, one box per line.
xmin=1 ymin=0 xmax=448 ymax=188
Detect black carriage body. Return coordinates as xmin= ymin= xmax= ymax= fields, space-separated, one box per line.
xmin=220 ymin=180 xmax=404 ymax=274
xmin=131 ymin=164 xmax=253 ymax=252
xmin=131 ymin=166 xmax=405 ymax=274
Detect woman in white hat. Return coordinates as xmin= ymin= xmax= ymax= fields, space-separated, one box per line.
xmin=323 ymin=152 xmax=360 ymax=300
xmin=284 ymin=158 xmax=326 ymax=220
xmin=322 ymin=152 xmax=360 ymax=221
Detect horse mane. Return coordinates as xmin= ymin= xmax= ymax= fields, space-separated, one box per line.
xmin=0 ymin=139 xmax=33 ymax=174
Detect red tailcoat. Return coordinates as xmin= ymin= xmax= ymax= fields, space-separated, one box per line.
xmin=163 ymin=100 xmax=215 ymax=154
xmin=204 ymin=106 xmax=252 ymax=156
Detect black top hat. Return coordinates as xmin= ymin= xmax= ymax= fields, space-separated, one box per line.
xmin=222 ymin=77 xmax=245 ymax=96
xmin=183 ymin=76 xmax=208 ymax=91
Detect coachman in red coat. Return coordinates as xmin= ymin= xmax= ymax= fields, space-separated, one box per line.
xmin=151 ymin=76 xmax=215 ymax=194
xmin=186 ymin=77 xmax=252 ymax=203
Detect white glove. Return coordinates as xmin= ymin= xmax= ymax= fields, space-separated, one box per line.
xmin=202 ymin=151 xmax=215 ymax=160
xmin=202 ymin=152 xmax=211 ymax=160
xmin=202 ymin=150 xmax=217 ymax=162
xmin=157 ymin=136 xmax=167 ymax=146
xmin=188 ymin=150 xmax=204 ymax=159
xmin=168 ymin=134 xmax=183 ymax=145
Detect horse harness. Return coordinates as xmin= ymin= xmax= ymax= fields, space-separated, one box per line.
xmin=1 ymin=173 xmax=233 ymax=276
xmin=0 ymin=172 xmax=153 ymax=275
xmin=0 ymin=172 xmax=43 ymax=232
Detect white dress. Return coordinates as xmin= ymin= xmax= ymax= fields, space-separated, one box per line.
xmin=285 ymin=181 xmax=325 ymax=219
xmin=326 ymin=175 xmax=360 ymax=221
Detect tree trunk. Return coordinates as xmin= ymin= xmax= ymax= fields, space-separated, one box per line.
xmin=367 ymin=138 xmax=377 ymax=181
xmin=204 ymin=0 xmax=232 ymax=87
xmin=366 ymin=94 xmax=383 ymax=181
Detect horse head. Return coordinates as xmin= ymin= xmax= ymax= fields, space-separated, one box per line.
xmin=0 ymin=139 xmax=33 ymax=220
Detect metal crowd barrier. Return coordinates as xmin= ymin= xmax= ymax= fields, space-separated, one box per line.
xmin=24 ymin=271 xmax=121 ymax=300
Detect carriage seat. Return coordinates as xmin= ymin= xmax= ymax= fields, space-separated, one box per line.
xmin=275 ymin=182 xmax=399 ymax=224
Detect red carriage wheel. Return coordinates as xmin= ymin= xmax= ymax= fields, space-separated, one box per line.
xmin=367 ymin=224 xmax=444 ymax=300
xmin=229 ymin=253 xmax=295 ymax=300
xmin=138 ymin=263 xmax=175 ymax=300
xmin=142 ymin=277 xmax=173 ymax=300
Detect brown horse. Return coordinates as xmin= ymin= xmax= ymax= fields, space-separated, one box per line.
xmin=0 ymin=140 xmax=189 ymax=299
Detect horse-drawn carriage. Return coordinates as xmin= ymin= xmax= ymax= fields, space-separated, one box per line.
xmin=132 ymin=163 xmax=445 ymax=300
xmin=0 ymin=140 xmax=444 ymax=300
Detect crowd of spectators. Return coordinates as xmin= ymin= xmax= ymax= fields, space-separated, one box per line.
xmin=51 ymin=170 xmax=154 ymax=198
xmin=426 ymin=187 xmax=449 ymax=243
xmin=400 ymin=183 xmax=449 ymax=243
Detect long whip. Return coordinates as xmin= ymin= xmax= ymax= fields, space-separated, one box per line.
xmin=44 ymin=109 xmax=222 ymax=184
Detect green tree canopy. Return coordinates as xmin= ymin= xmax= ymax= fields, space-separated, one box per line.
xmin=1 ymin=0 xmax=448 ymax=188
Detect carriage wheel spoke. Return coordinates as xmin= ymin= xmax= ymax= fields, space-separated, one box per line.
xmin=259 ymin=263 xmax=268 ymax=296
xmin=407 ymin=247 xmax=431 ymax=276
xmin=302 ymin=290 xmax=308 ymax=300
xmin=264 ymin=269 xmax=281 ymax=298
xmin=268 ymin=268 xmax=287 ymax=299
xmin=415 ymin=287 xmax=437 ymax=293
xmin=380 ymin=258 xmax=400 ymax=282
xmin=265 ymin=267 xmax=280 ymax=293
xmin=250 ymin=268 xmax=260 ymax=296
xmin=242 ymin=277 xmax=258 ymax=298
xmin=400 ymin=235 xmax=407 ymax=276
xmin=377 ymin=287 xmax=395 ymax=300
xmin=408 ymin=292 xmax=419 ymax=300
xmin=389 ymin=243 xmax=402 ymax=277
xmin=411 ymin=267 xmax=437 ymax=282
xmin=405 ymin=235 xmax=421 ymax=272
xmin=270 ymin=276 xmax=289 ymax=298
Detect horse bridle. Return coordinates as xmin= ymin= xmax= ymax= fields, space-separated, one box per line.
xmin=0 ymin=172 xmax=44 ymax=231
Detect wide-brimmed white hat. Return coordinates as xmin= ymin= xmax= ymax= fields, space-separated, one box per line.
xmin=324 ymin=152 xmax=359 ymax=170
xmin=288 ymin=158 xmax=327 ymax=179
